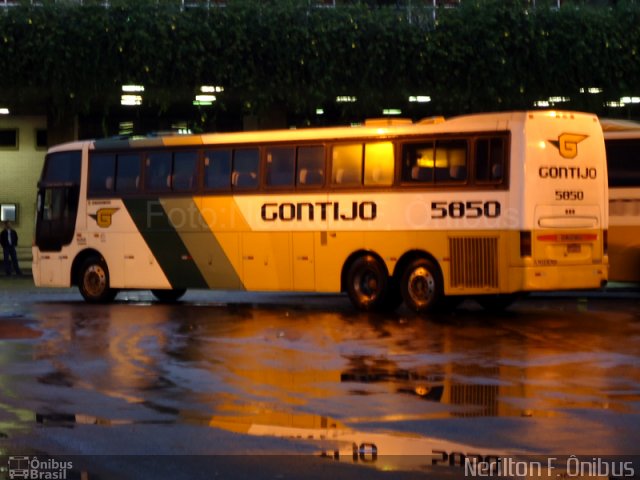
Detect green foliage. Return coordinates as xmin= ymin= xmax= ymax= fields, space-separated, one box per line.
xmin=1 ymin=0 xmax=639 ymax=123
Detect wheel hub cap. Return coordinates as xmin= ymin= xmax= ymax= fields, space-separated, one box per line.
xmin=408 ymin=267 xmax=435 ymax=303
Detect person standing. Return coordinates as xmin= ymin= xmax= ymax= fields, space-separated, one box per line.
xmin=1 ymin=222 xmax=22 ymax=276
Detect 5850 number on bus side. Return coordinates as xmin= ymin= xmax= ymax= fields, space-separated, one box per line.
xmin=431 ymin=201 xmax=501 ymax=219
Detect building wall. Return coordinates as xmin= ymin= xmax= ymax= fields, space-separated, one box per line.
xmin=0 ymin=115 xmax=47 ymax=272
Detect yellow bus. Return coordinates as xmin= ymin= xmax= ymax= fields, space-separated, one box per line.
xmin=32 ymin=110 xmax=608 ymax=312
xmin=601 ymin=118 xmax=640 ymax=283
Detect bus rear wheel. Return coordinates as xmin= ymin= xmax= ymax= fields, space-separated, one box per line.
xmin=346 ymin=255 xmax=389 ymax=311
xmin=151 ymin=289 xmax=187 ymax=303
xmin=78 ymin=256 xmax=117 ymax=303
xmin=401 ymin=258 xmax=443 ymax=313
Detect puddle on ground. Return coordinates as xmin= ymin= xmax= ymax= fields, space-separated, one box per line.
xmin=1 ymin=297 xmax=638 ymax=475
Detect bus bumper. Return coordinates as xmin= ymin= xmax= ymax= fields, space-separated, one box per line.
xmin=515 ymin=264 xmax=608 ymax=292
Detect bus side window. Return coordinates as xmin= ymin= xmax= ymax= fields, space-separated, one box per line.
xmin=232 ymin=148 xmax=259 ymax=190
xmin=89 ymin=153 xmax=116 ymax=195
xmin=434 ymin=140 xmax=467 ymax=183
xmin=606 ymin=140 xmax=640 ymax=187
xmin=204 ymin=149 xmax=232 ymax=191
xmin=266 ymin=146 xmax=295 ymax=188
xmin=402 ymin=142 xmax=434 ymax=183
xmin=364 ymin=142 xmax=394 ymax=186
xmin=145 ymin=151 xmax=172 ymax=192
xmin=172 ymin=151 xmax=198 ymax=191
xmin=476 ymin=137 xmax=505 ymax=184
xmin=115 ymin=153 xmax=141 ymax=193
xmin=332 ymin=144 xmax=362 ymax=186
xmin=297 ymin=145 xmax=325 ymax=187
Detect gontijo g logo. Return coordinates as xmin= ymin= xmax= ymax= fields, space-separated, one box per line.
xmin=549 ymin=133 xmax=588 ymax=159
xmin=89 ymin=207 xmax=119 ymax=228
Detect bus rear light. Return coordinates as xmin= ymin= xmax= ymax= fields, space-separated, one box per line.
xmin=603 ymin=229 xmax=608 ymax=255
xmin=537 ymin=234 xmax=558 ymax=242
xmin=520 ymin=231 xmax=532 ymax=257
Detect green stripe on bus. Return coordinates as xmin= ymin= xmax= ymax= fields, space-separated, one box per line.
xmin=159 ymin=198 xmax=244 ymax=290
xmin=123 ymin=197 xmax=209 ymax=289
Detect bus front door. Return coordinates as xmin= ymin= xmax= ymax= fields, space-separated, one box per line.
xmin=34 ymin=185 xmax=79 ymax=286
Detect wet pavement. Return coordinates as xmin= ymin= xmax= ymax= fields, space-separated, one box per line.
xmin=0 ymin=276 xmax=639 ymax=479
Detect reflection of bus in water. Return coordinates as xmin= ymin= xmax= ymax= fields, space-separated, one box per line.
xmin=32 ymin=110 xmax=608 ymax=312
xmin=209 ymin=410 xmax=510 ymax=471
xmin=602 ymin=118 xmax=640 ymax=283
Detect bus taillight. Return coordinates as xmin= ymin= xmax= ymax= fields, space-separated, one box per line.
xmin=603 ymin=229 xmax=608 ymax=255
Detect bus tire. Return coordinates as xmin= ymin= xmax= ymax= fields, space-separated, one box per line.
xmin=346 ymin=255 xmax=389 ymax=311
xmin=78 ymin=256 xmax=117 ymax=303
xmin=401 ymin=258 xmax=443 ymax=313
xmin=151 ymin=289 xmax=187 ymax=303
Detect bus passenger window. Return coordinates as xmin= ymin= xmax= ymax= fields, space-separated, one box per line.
xmin=172 ymin=151 xmax=198 ymax=191
xmin=204 ymin=150 xmax=232 ymax=190
xmin=297 ymin=145 xmax=324 ymax=187
xmin=332 ymin=144 xmax=362 ymax=186
xmin=115 ymin=153 xmax=141 ymax=193
xmin=232 ymin=148 xmax=259 ymax=189
xmin=364 ymin=142 xmax=394 ymax=186
xmin=434 ymin=140 xmax=467 ymax=183
xmin=145 ymin=152 xmax=172 ymax=191
xmin=476 ymin=137 xmax=505 ymax=183
xmin=605 ymin=140 xmax=640 ymax=187
xmin=266 ymin=147 xmax=295 ymax=188
xmin=89 ymin=153 xmax=116 ymax=194
xmin=402 ymin=142 xmax=434 ymax=183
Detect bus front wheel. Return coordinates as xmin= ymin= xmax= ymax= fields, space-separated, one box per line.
xmin=401 ymin=258 xmax=443 ymax=313
xmin=151 ymin=289 xmax=187 ymax=303
xmin=78 ymin=256 xmax=117 ymax=303
xmin=346 ymin=255 xmax=389 ymax=311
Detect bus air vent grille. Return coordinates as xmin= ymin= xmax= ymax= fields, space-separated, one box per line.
xmin=449 ymin=237 xmax=499 ymax=289
xmin=450 ymin=383 xmax=499 ymax=417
